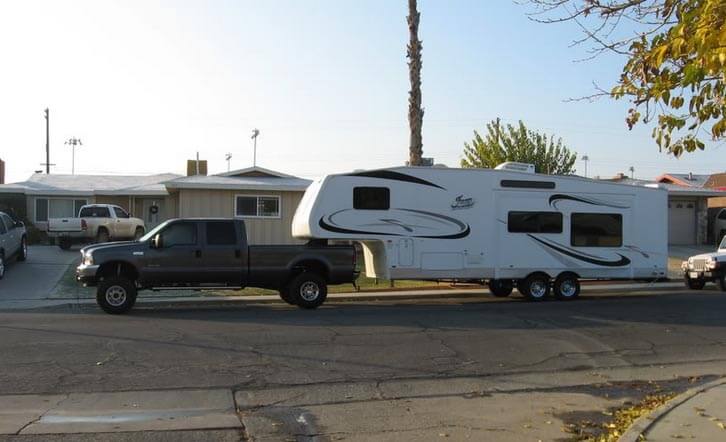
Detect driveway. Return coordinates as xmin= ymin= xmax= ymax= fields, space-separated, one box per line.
xmin=0 ymin=245 xmax=78 ymax=301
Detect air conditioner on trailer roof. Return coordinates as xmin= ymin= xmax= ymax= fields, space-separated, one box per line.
xmin=494 ymin=162 xmax=535 ymax=173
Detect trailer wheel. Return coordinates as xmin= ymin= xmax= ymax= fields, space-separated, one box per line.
xmin=685 ymin=276 xmax=706 ymax=290
xmin=520 ymin=273 xmax=550 ymax=301
xmin=488 ymin=279 xmax=513 ymax=297
xmin=288 ymin=273 xmax=327 ymax=309
xmin=553 ymin=273 xmax=580 ymax=300
xmin=96 ymin=277 xmax=137 ymax=314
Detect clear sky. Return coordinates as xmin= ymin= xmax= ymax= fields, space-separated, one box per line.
xmin=1 ymin=0 xmax=724 ymax=183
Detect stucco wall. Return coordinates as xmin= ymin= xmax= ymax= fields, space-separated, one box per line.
xmin=178 ymin=189 xmax=305 ymax=244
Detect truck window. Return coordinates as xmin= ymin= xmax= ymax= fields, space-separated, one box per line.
xmin=508 ymin=212 xmax=562 ymax=233
xmin=161 ymin=223 xmax=197 ymax=247
xmin=571 ymin=213 xmax=622 ymax=247
xmin=113 ymin=207 xmax=130 ymax=218
xmin=206 ymin=221 xmax=237 ymax=246
xmin=80 ymin=206 xmax=111 ymax=218
xmin=353 ymin=187 xmax=390 ymax=210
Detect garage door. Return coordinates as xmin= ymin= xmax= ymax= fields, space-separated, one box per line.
xmin=668 ymin=200 xmax=696 ymax=245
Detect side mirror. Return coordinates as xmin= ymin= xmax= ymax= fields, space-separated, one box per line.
xmin=151 ymin=234 xmax=163 ymax=249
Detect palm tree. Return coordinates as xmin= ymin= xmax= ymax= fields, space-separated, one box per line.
xmin=407 ymin=0 xmax=424 ymax=166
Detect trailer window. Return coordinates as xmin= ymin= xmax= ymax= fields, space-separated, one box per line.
xmin=571 ymin=213 xmax=622 ymax=247
xmin=508 ymin=212 xmax=562 ymax=233
xmin=353 ymin=187 xmax=390 ymax=210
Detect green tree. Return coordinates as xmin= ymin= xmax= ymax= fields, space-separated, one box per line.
xmin=527 ymin=0 xmax=726 ymax=156
xmin=460 ymin=118 xmax=578 ymax=175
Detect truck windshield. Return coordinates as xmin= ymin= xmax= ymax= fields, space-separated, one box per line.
xmin=720 ymin=236 xmax=726 ymax=250
xmin=138 ymin=221 xmax=171 ymax=242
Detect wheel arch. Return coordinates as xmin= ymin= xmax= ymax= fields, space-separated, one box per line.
xmin=97 ymin=260 xmax=139 ymax=281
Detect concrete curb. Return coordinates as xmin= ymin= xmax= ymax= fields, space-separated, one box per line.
xmin=619 ymin=377 xmax=726 ymax=442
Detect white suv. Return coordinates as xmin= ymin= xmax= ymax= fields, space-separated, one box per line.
xmin=682 ymin=236 xmax=726 ymax=291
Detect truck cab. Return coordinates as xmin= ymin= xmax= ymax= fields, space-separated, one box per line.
xmin=682 ymin=236 xmax=726 ymax=291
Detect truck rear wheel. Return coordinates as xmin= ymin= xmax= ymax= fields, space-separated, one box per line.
xmin=134 ymin=227 xmax=144 ymax=241
xmin=58 ymin=238 xmax=72 ymax=250
xmin=97 ymin=277 xmax=137 ymax=314
xmin=97 ymin=228 xmax=110 ymax=243
xmin=288 ymin=273 xmax=327 ymax=309
xmin=488 ymin=279 xmax=513 ymax=297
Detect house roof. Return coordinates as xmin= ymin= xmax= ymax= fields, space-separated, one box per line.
xmin=164 ymin=174 xmax=311 ymax=192
xmin=655 ymin=173 xmax=712 ymax=188
xmin=217 ymin=166 xmax=296 ymax=179
xmin=602 ymin=176 xmax=726 ymax=197
xmin=0 ymin=173 xmax=181 ymax=196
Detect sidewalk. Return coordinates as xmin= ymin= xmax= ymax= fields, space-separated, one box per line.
xmin=621 ymin=378 xmax=726 ymax=441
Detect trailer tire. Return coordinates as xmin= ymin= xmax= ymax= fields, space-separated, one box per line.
xmin=58 ymin=238 xmax=72 ymax=250
xmin=685 ymin=277 xmax=706 ymax=290
xmin=96 ymin=277 xmax=137 ymax=314
xmin=520 ymin=273 xmax=550 ymax=302
xmin=553 ymin=273 xmax=580 ymax=300
xmin=288 ymin=273 xmax=327 ymax=309
xmin=488 ymin=279 xmax=513 ymax=297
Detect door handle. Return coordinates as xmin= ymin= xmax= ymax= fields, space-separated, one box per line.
xmin=195 ymin=250 xmax=202 ymax=258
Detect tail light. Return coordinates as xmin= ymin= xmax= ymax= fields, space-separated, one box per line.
xmin=81 ymin=219 xmax=88 ymax=231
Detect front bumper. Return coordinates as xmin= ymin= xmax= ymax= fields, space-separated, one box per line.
xmin=76 ymin=264 xmax=100 ymax=286
xmin=683 ymin=268 xmax=725 ymax=282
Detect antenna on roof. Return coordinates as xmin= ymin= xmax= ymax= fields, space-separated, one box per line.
xmin=64 ymin=137 xmax=82 ymax=175
xmin=225 ymin=153 xmax=232 ymax=172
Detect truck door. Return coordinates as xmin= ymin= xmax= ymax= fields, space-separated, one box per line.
xmin=112 ymin=206 xmax=133 ymax=238
xmin=199 ymin=220 xmax=247 ymax=285
xmin=145 ymin=221 xmax=201 ymax=284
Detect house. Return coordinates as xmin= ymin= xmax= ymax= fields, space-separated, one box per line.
xmin=601 ymin=172 xmax=726 ymax=245
xmin=0 ymin=166 xmax=312 ymax=245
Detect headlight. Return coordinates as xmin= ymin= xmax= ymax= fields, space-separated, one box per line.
xmin=83 ymin=254 xmax=94 ymax=266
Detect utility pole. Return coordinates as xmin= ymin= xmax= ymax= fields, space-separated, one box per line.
xmin=628 ymin=166 xmax=635 ymax=179
xmin=251 ymin=129 xmax=260 ymax=167
xmin=581 ymin=155 xmax=589 ymax=178
xmin=44 ymin=108 xmax=50 ymax=174
xmin=64 ymin=137 xmax=82 ymax=175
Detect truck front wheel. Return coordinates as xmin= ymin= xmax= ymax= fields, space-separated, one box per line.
xmin=288 ymin=273 xmax=327 ymax=309
xmin=97 ymin=277 xmax=137 ymax=314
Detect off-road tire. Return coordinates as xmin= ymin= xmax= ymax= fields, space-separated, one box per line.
xmin=287 ymin=273 xmax=327 ymax=309
xmin=96 ymin=277 xmax=137 ymax=314
xmin=278 ymin=288 xmax=298 ymax=305
xmin=685 ymin=277 xmax=706 ymax=290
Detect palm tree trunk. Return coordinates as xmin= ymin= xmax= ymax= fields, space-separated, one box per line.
xmin=407 ymin=0 xmax=424 ymax=166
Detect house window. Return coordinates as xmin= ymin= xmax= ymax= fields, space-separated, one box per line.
xmin=353 ymin=187 xmax=390 ymax=210
xmin=508 ymin=211 xmax=563 ymax=233
xmin=35 ymin=198 xmax=88 ymax=222
xmin=235 ymin=195 xmax=281 ymax=218
xmin=571 ymin=213 xmax=623 ymax=247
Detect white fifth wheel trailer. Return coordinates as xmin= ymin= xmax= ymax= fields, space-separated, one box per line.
xmin=291 ymin=165 xmax=668 ymax=301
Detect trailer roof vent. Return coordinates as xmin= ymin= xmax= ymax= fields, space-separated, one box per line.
xmin=494 ymin=162 xmax=535 ymax=174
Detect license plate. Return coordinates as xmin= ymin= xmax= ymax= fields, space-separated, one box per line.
xmin=689 ymin=272 xmax=700 ymax=279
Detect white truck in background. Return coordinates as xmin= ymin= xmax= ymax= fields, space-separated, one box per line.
xmin=48 ymin=204 xmax=145 ymax=250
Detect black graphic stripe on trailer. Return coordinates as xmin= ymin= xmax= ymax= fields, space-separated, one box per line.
xmin=527 ymin=234 xmax=631 ymax=267
xmin=345 ymin=170 xmax=445 ymax=190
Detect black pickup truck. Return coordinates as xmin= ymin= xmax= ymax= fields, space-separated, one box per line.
xmin=76 ymin=218 xmax=357 ymax=314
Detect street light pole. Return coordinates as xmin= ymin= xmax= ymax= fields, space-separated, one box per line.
xmin=251 ymin=129 xmax=260 ymax=167
xmin=581 ymin=155 xmax=589 ymax=178
xmin=64 ymin=137 xmax=82 ymax=175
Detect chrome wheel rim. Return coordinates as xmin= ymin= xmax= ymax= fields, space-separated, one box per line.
xmin=530 ymin=280 xmax=547 ymax=298
xmin=105 ymin=285 xmax=127 ymax=307
xmin=560 ymin=280 xmax=577 ymax=297
xmin=299 ymin=281 xmax=320 ymax=302
xmin=22 ymin=241 xmax=27 ymax=257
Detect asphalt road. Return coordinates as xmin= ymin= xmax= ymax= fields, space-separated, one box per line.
xmin=1 ymin=289 xmax=725 ymax=440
